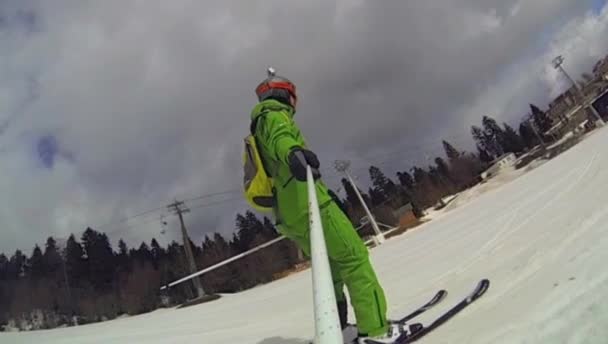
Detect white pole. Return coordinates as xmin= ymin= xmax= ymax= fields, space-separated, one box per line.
xmin=160 ymin=235 xmax=286 ymax=290
xmin=307 ymin=165 xmax=343 ymax=344
xmin=345 ymin=171 xmax=386 ymax=244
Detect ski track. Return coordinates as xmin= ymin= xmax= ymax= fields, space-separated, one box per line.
xmin=3 ymin=128 xmax=608 ymax=343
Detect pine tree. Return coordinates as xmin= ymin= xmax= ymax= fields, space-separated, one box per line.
xmin=118 ymin=239 xmax=128 ymax=255
xmin=135 ymin=242 xmax=153 ymax=266
xmin=501 ymin=123 xmax=525 ymax=153
xmin=235 ymin=212 xmax=264 ymax=252
xmin=434 ymin=157 xmax=456 ymax=193
xmin=64 ymin=234 xmax=86 ymax=288
xmin=81 ymin=228 xmax=115 ymax=292
xmin=396 ymin=171 xmax=414 ymax=190
xmin=213 ymin=233 xmax=231 ymax=254
xmin=341 ymin=178 xmax=354 ymax=204
xmin=477 ymin=145 xmax=493 ymax=163
xmin=369 ymin=165 xmax=398 ymax=202
xmin=262 ymin=217 xmax=279 ymax=238
xmin=245 ymin=211 xmax=265 ymax=236
xmin=442 ymin=140 xmax=461 ymax=160
xmin=0 ymin=254 xmax=7 ymax=280
xmin=434 ymin=157 xmax=452 ymax=181
xmin=230 ymin=232 xmax=241 ymax=253
xmin=519 ymin=122 xmax=539 ymax=149
xmin=482 ymin=116 xmax=504 ymax=136
xmin=368 ymin=187 xmax=386 ymax=206
xmin=42 ymin=237 xmax=63 ymax=279
xmin=150 ymin=238 xmax=164 ymax=269
xmin=7 ymin=250 xmax=27 ymax=279
xmin=29 ymin=245 xmax=45 ymax=281
xmin=411 ymin=166 xmax=441 ymax=208
xmin=341 ymin=177 xmax=367 ymax=210
xmin=530 ymin=104 xmax=552 ymax=134
xmin=482 ymin=116 xmax=505 ymax=156
xmin=199 ymin=233 xmax=235 ymax=292
xmin=116 ymin=239 xmax=130 ymax=271
xmin=427 ymin=166 xmax=442 ymax=187
xmin=471 ymin=125 xmax=491 ymax=158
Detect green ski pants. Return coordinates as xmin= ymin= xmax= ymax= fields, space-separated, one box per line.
xmin=279 ymin=201 xmax=388 ymax=336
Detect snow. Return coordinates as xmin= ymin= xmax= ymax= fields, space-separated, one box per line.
xmin=547 ymin=131 xmax=576 ymax=149
xmin=4 ymin=127 xmax=608 ymax=343
xmin=436 ymin=163 xmax=530 ymax=217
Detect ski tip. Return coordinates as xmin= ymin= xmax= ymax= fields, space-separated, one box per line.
xmin=434 ymin=289 xmax=448 ymax=302
xmin=476 ymin=279 xmax=491 ymax=295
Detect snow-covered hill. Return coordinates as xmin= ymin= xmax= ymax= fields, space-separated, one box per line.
xmin=4 ymin=128 xmax=608 ymax=344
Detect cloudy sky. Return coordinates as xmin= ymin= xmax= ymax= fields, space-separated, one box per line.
xmin=1 ymin=0 xmax=608 ymax=254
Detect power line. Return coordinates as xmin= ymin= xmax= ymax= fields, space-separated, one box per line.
xmin=101 ymin=195 xmax=246 ymax=237
xmin=188 ymin=196 xmax=246 ymax=211
xmin=182 ymin=189 xmax=241 ymax=203
xmin=93 ymin=188 xmax=242 ymax=232
xmin=96 ymin=205 xmax=166 ymax=230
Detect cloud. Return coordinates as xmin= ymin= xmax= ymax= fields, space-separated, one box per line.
xmin=0 ymin=0 xmax=606 ymax=254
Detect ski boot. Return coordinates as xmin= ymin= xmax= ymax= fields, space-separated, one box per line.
xmin=356 ymin=322 xmax=407 ymax=344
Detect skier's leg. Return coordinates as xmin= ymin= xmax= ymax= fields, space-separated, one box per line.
xmin=278 ymin=203 xmax=388 ymax=336
xmin=320 ymin=201 xmax=388 ymax=337
xmin=279 ymin=224 xmax=349 ymax=328
xmin=330 ymin=260 xmax=348 ymax=329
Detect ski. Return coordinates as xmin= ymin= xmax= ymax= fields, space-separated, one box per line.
xmin=398 ymin=278 xmax=490 ymax=343
xmin=342 ymin=289 xmax=447 ymax=344
xmin=392 ymin=288 xmax=448 ymax=324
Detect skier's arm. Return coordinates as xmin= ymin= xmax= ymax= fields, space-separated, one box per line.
xmin=259 ymin=111 xmax=321 ymax=181
xmin=259 ymin=111 xmax=301 ymax=165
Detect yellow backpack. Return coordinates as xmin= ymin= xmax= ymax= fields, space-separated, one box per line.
xmin=243 ymin=116 xmax=275 ymax=212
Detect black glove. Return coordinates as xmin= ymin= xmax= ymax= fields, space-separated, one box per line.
xmin=287 ymin=148 xmax=321 ymax=181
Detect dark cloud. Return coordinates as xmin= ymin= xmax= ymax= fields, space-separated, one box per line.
xmin=0 ymin=0 xmax=606 ymax=252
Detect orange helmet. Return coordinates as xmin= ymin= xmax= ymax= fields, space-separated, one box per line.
xmin=255 ymin=67 xmax=297 ymax=108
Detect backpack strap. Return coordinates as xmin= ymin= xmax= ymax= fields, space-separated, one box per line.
xmin=249 ymin=112 xmax=273 ymax=178
xmin=250 ymin=115 xmax=261 ymax=136
xmin=250 ymin=107 xmax=271 ymax=136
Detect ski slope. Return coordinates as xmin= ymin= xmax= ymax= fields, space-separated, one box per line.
xmin=4 ymin=128 xmax=608 ymax=344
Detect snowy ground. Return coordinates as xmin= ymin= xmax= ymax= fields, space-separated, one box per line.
xmin=4 ymin=128 xmax=608 ymax=344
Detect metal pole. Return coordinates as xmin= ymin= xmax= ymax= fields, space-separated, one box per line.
xmin=553 ymin=55 xmax=605 ymax=126
xmin=345 ymin=171 xmax=385 ymax=244
xmin=161 ymin=235 xmax=287 ymax=290
xmin=306 ymin=165 xmax=343 ymax=344
xmin=526 ymin=116 xmax=546 ymax=149
xmin=168 ymin=200 xmax=205 ymax=298
xmin=335 ymin=160 xmax=385 ymax=244
xmin=60 ymin=250 xmax=76 ymax=325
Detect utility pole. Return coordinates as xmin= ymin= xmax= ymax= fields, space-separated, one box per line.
xmin=525 ymin=114 xmax=546 ymax=149
xmin=553 ymin=55 xmax=605 ymax=126
xmin=167 ymin=199 xmax=205 ymax=298
xmin=59 ymin=248 xmax=76 ymax=325
xmin=334 ymin=160 xmax=385 ymax=245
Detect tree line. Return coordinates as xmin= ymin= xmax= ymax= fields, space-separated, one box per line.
xmin=472 ymin=104 xmax=553 ymax=161
xmin=334 ymin=104 xmax=555 ymax=235
xmin=0 ymin=215 xmax=302 ymax=331
xmin=334 ymin=139 xmax=485 ymax=234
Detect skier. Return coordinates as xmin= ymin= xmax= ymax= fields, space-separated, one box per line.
xmin=245 ymin=68 xmax=403 ymax=343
